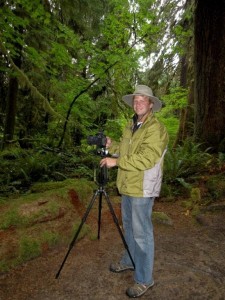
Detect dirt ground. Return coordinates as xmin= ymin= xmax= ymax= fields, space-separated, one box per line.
xmin=1 ymin=200 xmax=225 ymax=300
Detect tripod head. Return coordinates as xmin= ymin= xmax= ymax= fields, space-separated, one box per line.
xmin=87 ymin=130 xmax=110 ymax=187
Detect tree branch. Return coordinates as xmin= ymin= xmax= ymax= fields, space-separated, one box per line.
xmin=0 ymin=37 xmax=63 ymax=120
xmin=57 ymin=33 xmax=148 ymax=148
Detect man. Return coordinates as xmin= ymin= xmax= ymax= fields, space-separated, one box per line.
xmin=100 ymin=85 xmax=168 ymax=298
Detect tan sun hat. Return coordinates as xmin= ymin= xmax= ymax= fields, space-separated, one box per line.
xmin=122 ymin=85 xmax=162 ymax=112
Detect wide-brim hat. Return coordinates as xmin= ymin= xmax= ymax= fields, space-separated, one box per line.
xmin=122 ymin=85 xmax=162 ymax=112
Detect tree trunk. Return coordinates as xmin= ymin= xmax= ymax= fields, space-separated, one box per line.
xmin=173 ymin=55 xmax=190 ymax=147
xmin=173 ymin=0 xmax=195 ymax=147
xmin=194 ymin=0 xmax=225 ymax=152
xmin=1 ymin=3 xmax=24 ymax=150
xmin=1 ymin=75 xmax=19 ymax=149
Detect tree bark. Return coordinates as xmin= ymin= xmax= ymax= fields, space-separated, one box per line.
xmin=1 ymin=75 xmax=19 ymax=150
xmin=173 ymin=0 xmax=195 ymax=147
xmin=194 ymin=0 xmax=225 ymax=152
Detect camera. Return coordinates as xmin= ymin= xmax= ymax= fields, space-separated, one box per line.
xmin=87 ymin=131 xmax=107 ymax=148
xmin=87 ymin=131 xmax=108 ymax=184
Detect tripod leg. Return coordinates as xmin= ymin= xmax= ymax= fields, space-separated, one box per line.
xmin=97 ymin=191 xmax=103 ymax=240
xmin=55 ymin=189 xmax=99 ymax=279
xmin=103 ymin=190 xmax=135 ymax=269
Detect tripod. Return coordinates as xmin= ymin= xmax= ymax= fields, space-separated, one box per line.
xmin=55 ymin=165 xmax=135 ymax=279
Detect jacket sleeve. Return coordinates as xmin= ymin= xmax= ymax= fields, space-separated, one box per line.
xmin=117 ymin=123 xmax=168 ymax=171
xmin=108 ymin=140 xmax=120 ymax=156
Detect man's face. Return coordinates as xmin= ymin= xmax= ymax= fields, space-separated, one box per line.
xmin=133 ymin=95 xmax=153 ymax=117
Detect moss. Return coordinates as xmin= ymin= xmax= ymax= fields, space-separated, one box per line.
xmin=152 ymin=211 xmax=173 ymax=226
xmin=18 ymin=237 xmax=42 ymax=262
xmin=0 ymin=260 xmax=10 ymax=273
xmin=0 ymin=208 xmax=29 ymax=229
xmin=30 ymin=178 xmax=95 ymax=202
xmin=181 ymin=200 xmax=193 ymax=209
xmin=190 ymin=188 xmax=201 ymax=204
xmin=0 ymin=178 xmax=96 ymax=273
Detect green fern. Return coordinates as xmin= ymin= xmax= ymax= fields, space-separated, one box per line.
xmin=164 ymin=139 xmax=212 ymax=185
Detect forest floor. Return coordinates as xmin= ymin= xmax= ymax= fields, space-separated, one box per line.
xmin=1 ymin=196 xmax=225 ymax=300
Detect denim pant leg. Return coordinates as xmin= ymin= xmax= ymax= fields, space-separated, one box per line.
xmin=120 ymin=195 xmax=155 ymax=285
xmin=120 ymin=195 xmax=135 ymax=267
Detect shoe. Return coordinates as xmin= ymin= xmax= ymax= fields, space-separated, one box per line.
xmin=109 ymin=262 xmax=134 ymax=273
xmin=126 ymin=281 xmax=154 ymax=298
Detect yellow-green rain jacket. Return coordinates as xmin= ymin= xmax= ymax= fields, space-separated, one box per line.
xmin=109 ymin=114 xmax=169 ymax=198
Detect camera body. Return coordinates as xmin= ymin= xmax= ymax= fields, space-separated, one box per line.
xmin=87 ymin=131 xmax=107 ymax=148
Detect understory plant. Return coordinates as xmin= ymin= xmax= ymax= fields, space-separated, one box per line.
xmin=0 ymin=146 xmax=95 ymax=194
xmin=163 ymin=139 xmax=213 ymax=195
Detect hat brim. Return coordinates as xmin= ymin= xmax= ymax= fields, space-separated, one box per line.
xmin=122 ymin=94 xmax=162 ymax=112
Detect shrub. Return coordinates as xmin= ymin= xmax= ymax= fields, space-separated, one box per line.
xmin=164 ymin=139 xmax=212 ymax=182
xmin=163 ymin=139 xmax=213 ymax=194
xmin=206 ymin=174 xmax=225 ymax=200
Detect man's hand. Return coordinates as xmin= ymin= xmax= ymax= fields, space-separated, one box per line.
xmin=100 ymin=157 xmax=117 ymax=168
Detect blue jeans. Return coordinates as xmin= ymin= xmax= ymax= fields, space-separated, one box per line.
xmin=120 ymin=195 xmax=155 ymax=285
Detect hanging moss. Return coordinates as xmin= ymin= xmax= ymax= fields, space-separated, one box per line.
xmin=0 ymin=38 xmax=62 ymax=118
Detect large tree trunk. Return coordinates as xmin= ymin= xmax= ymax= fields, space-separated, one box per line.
xmin=194 ymin=0 xmax=225 ymax=152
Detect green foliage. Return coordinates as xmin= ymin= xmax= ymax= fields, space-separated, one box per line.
xmin=0 ymin=148 xmax=62 ymax=188
xmin=218 ymin=152 xmax=225 ymax=165
xmin=190 ymin=187 xmax=201 ymax=204
xmin=158 ymin=115 xmax=179 ymax=145
xmin=0 ymin=146 xmax=95 ymax=194
xmin=1 ymin=0 xmax=172 ymax=152
xmin=160 ymin=183 xmax=174 ymax=199
xmin=0 ymin=260 xmax=9 ymax=273
xmin=152 ymin=211 xmax=173 ymax=226
xmin=1 ymin=0 xmax=191 ymax=155
xmin=157 ymin=87 xmax=188 ymax=145
xmin=161 ymin=87 xmax=188 ymax=112
xmin=164 ymin=139 xmax=213 ymax=190
xmin=206 ymin=174 xmax=225 ymax=201
xmin=171 ymin=0 xmax=194 ymax=56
